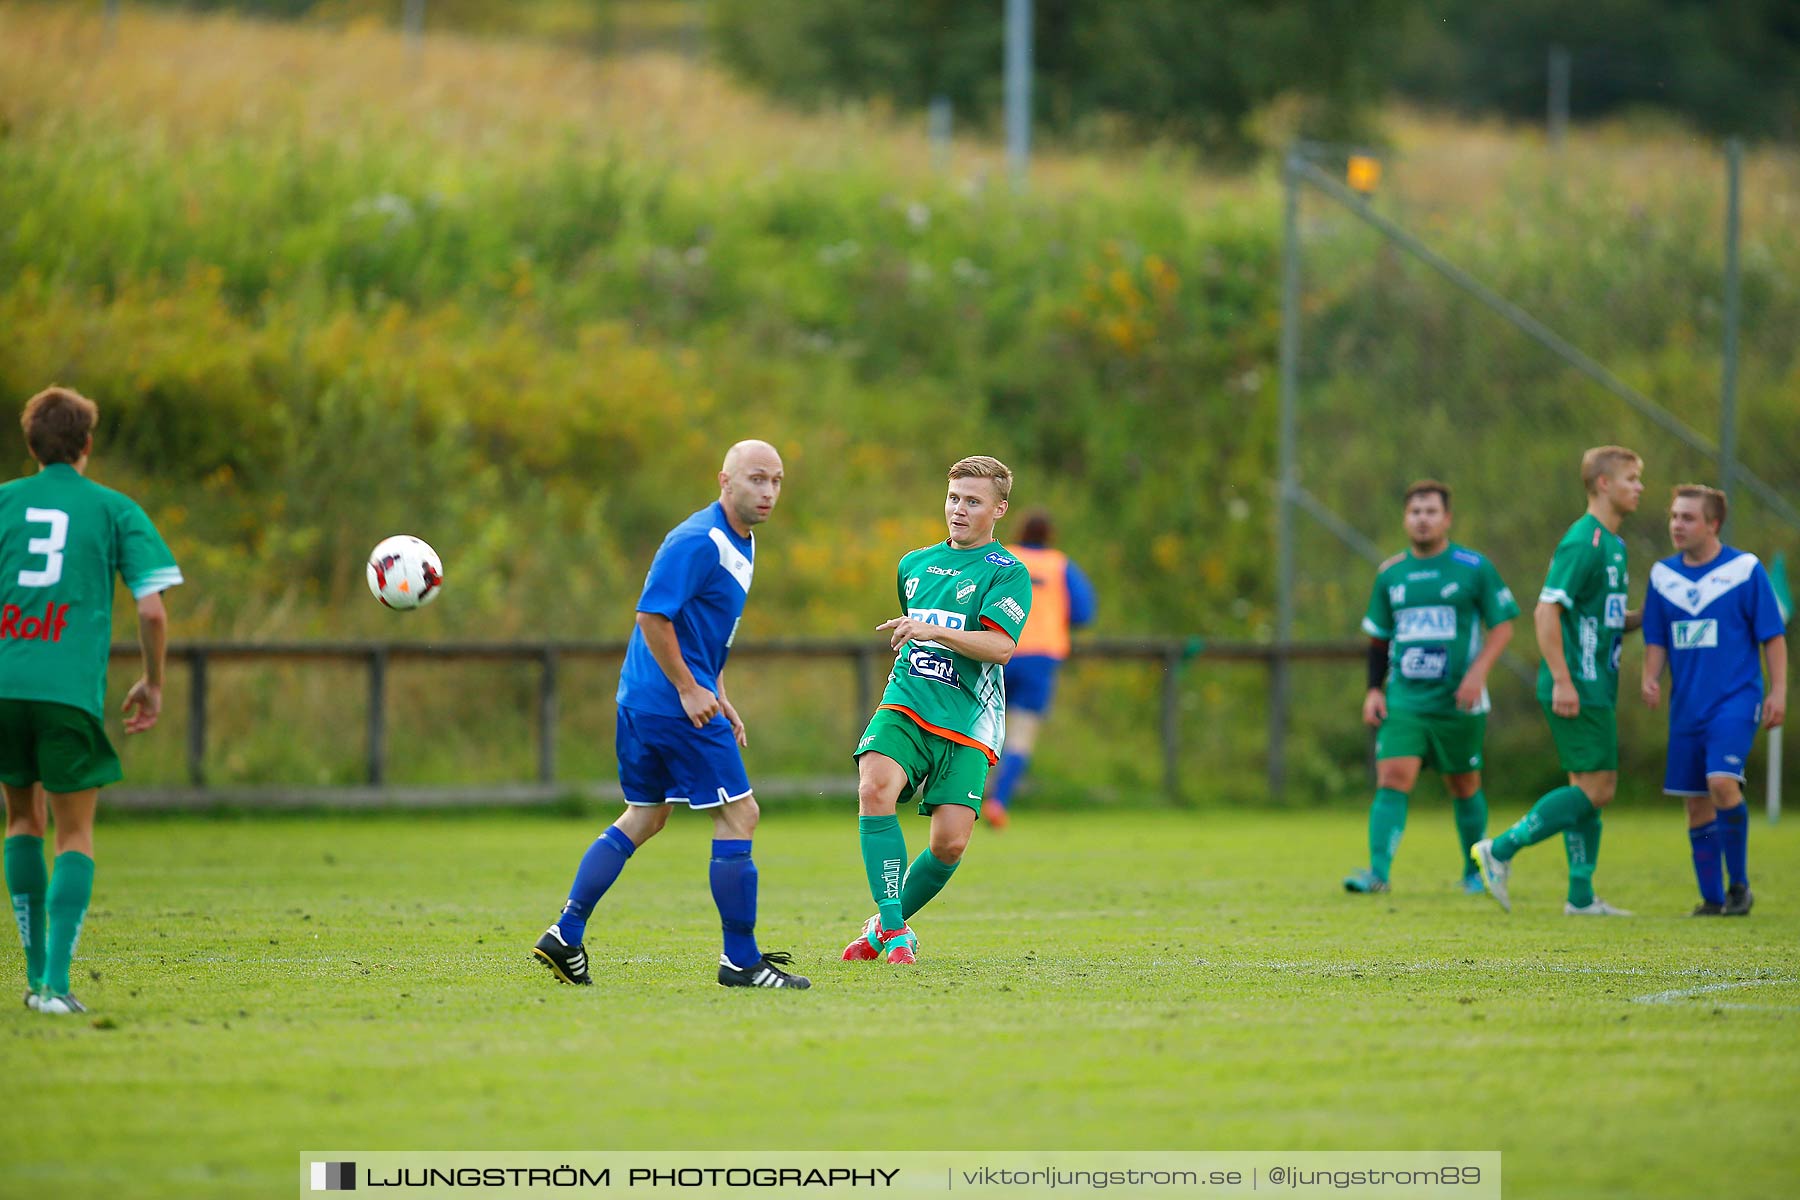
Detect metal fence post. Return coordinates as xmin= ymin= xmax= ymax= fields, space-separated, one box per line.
xmin=367 ymin=648 xmax=388 ymax=786
xmin=538 ymin=646 xmax=558 ymax=785
xmin=1271 ymin=151 xmax=1303 ymax=797
xmin=1160 ymin=646 xmax=1183 ymax=801
xmin=187 ymin=650 xmax=207 ymax=786
xmin=853 ymin=646 xmax=877 ymax=720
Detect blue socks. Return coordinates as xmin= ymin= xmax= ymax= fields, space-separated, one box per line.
xmin=1689 ymin=820 xmax=1726 ymax=906
xmin=709 ymin=839 xmax=760 ymax=968
xmin=991 ymin=750 xmax=1029 ymax=808
xmin=1715 ymin=802 xmax=1749 ymax=889
xmin=556 ymin=824 xmax=636 ymax=945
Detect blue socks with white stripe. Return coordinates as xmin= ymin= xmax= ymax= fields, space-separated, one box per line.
xmin=556 ymin=825 xmax=636 ymax=945
xmin=709 ymin=839 xmax=760 ymax=967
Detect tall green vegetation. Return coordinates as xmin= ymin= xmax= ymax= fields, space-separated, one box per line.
xmin=0 ymin=4 xmax=1794 ymax=796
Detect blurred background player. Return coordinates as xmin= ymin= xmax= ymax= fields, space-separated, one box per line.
xmin=2 ymin=387 xmax=180 ymax=1015
xmin=1346 ymin=480 xmax=1517 ymax=895
xmin=1474 ymin=446 xmax=1643 ymax=916
xmin=845 ymin=456 xmax=1032 ymax=964
xmin=532 ymin=440 xmax=809 ymax=989
xmin=982 ymin=509 xmax=1095 ymax=830
xmin=1641 ymin=484 xmax=1787 ymax=916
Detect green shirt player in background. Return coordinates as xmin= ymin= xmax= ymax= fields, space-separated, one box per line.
xmin=2 ymin=387 xmax=180 ymax=1014
xmin=843 ymin=456 xmax=1032 ymax=965
xmin=1346 ymin=479 xmax=1519 ymax=895
xmin=1473 ymin=445 xmax=1643 ymax=916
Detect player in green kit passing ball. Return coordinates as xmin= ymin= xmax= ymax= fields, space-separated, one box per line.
xmin=1346 ymin=480 xmax=1519 ymax=896
xmin=1473 ymin=446 xmax=1643 ymax=916
xmin=844 ymin=456 xmax=1032 ymax=965
xmin=2 ymin=388 xmax=181 ymax=1014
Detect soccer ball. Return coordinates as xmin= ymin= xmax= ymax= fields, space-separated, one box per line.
xmin=366 ymin=535 xmax=443 ymax=610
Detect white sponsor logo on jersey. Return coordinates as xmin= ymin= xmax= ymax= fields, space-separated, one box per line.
xmin=1604 ymin=593 xmax=1627 ymax=629
xmin=956 ymin=580 xmax=977 ymax=603
xmin=996 ymin=596 xmax=1026 ymax=623
xmin=908 ymin=607 xmax=967 ymax=631
xmin=1399 ymin=646 xmax=1448 ymax=680
xmin=1671 ymin=619 xmax=1718 ymax=649
xmin=1394 ymin=605 xmax=1456 ymax=642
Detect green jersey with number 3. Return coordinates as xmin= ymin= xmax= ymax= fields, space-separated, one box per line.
xmin=0 ymin=464 xmax=183 ymax=720
xmin=875 ymin=540 xmax=1033 ymax=763
xmin=1362 ymin=544 xmax=1519 ymax=715
xmin=1536 ymin=513 xmax=1629 ymax=710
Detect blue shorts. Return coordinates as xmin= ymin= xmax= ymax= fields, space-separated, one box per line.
xmin=1662 ymin=714 xmax=1760 ymax=797
xmin=615 ymin=706 xmax=751 ymax=808
xmin=1004 ymin=655 xmax=1063 ymax=716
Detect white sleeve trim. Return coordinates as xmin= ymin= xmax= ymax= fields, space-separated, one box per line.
xmin=130 ymin=567 xmax=184 ymax=598
xmin=1360 ymin=617 xmax=1392 ymax=638
xmin=1538 ymin=587 xmax=1573 ymax=609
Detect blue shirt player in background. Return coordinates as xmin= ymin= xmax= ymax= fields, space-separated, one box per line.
xmin=533 ymin=440 xmax=809 ymax=988
xmin=1641 ymin=484 xmax=1787 ymax=917
xmin=982 ymin=510 xmax=1096 ymax=830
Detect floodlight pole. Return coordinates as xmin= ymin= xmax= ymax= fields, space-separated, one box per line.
xmin=1547 ymin=46 xmax=1571 ymax=151
xmin=1271 ymin=151 xmax=1302 ymax=796
xmin=1004 ymin=0 xmax=1031 ymax=188
xmin=1720 ymin=138 xmax=1742 ymax=505
xmin=404 ymin=0 xmax=426 ymax=68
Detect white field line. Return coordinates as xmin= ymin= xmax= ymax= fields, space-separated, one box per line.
xmin=1629 ymin=978 xmax=1800 ymax=1011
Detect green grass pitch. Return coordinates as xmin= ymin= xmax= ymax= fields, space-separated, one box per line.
xmin=3 ymin=805 xmax=1797 ymax=1198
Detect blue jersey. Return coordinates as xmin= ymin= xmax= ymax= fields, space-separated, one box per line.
xmin=1643 ymin=546 xmax=1786 ymax=728
xmin=616 ymin=503 xmax=755 ymax=719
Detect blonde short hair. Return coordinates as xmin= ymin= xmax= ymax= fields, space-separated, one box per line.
xmin=1581 ymin=445 xmax=1642 ymax=495
xmin=1671 ymin=483 xmax=1727 ymax=531
xmin=948 ymin=455 xmax=1013 ymax=502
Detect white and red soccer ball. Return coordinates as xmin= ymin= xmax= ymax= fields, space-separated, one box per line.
xmin=366 ymin=535 xmax=443 ymax=611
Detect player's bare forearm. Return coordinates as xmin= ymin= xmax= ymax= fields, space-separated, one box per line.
xmin=1765 ymin=636 xmax=1788 ymax=728
xmin=1453 ymin=620 xmax=1511 ymax=709
xmin=1641 ymin=644 xmax=1666 ymax=708
xmin=636 ymin=612 xmax=702 ymax=694
xmin=1533 ymin=603 xmax=1571 ymax=685
xmin=136 ymin=592 xmax=168 ymax=687
xmin=878 ymin=617 xmax=1015 ymax=664
xmin=1624 ymin=607 xmax=1643 ymax=633
xmin=1465 ymin=619 xmax=1514 ymax=681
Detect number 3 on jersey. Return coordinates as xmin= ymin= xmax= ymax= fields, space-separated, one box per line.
xmin=19 ymin=507 xmax=68 ymax=587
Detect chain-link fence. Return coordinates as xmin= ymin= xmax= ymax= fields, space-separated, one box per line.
xmin=1273 ymin=129 xmax=1800 ymax=807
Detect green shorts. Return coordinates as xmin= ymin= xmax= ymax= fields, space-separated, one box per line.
xmin=0 ymin=699 xmax=123 ymax=793
xmin=854 ymin=707 xmax=992 ymax=816
xmin=1541 ymin=701 xmax=1618 ymax=773
xmin=1376 ymin=708 xmax=1486 ymax=774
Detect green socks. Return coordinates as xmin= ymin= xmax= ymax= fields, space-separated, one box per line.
xmin=1491 ymin=785 xmax=1593 ymax=861
xmin=899 ymin=848 xmax=959 ymax=921
xmin=45 ymin=851 xmax=94 ymax=996
xmin=857 ymin=815 xmax=907 ymax=931
xmin=1564 ymin=808 xmax=1603 ymax=908
xmin=1368 ymin=788 xmax=1408 ymax=881
xmin=1453 ymin=791 xmax=1488 ymax=877
xmin=5 ymin=835 xmax=48 ymax=991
